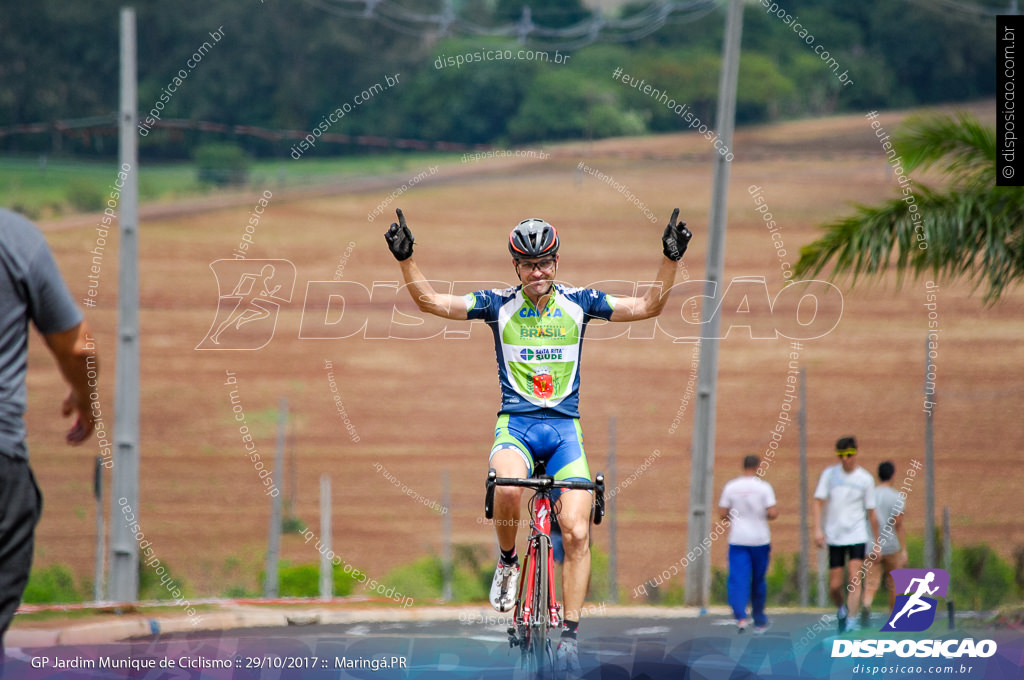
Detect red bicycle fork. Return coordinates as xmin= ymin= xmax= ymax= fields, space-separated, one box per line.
xmin=517 ymin=496 xmax=562 ymax=629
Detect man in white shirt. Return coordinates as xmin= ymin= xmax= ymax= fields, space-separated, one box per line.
xmin=814 ymin=436 xmax=880 ymax=633
xmin=719 ymin=455 xmax=778 ymax=633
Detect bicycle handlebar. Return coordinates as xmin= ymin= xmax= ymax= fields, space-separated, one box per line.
xmin=484 ymin=468 xmax=605 ymax=525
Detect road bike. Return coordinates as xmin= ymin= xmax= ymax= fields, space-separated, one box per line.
xmin=484 ymin=465 xmax=605 ymax=676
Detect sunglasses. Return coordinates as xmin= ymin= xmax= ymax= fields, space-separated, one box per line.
xmin=517 ymin=258 xmax=557 ymax=273
xmin=836 ymin=449 xmax=857 ymax=458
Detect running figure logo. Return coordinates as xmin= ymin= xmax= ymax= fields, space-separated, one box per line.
xmin=196 ymin=259 xmax=296 ymax=350
xmin=881 ymin=568 xmax=950 ymax=632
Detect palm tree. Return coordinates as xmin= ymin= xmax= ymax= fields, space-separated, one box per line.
xmin=794 ymin=112 xmax=1023 ymax=303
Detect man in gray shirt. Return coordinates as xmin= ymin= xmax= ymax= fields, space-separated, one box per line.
xmin=0 ymin=208 xmax=95 ymax=662
xmin=860 ymin=460 xmax=907 ymax=626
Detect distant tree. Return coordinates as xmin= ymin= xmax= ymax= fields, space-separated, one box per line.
xmin=507 ymin=69 xmax=645 ymax=142
xmin=795 ymin=113 xmax=1022 ymax=304
xmin=494 ymin=0 xmax=591 ymax=29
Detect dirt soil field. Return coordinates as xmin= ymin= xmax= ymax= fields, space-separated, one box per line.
xmin=24 ymin=101 xmax=1023 ymax=603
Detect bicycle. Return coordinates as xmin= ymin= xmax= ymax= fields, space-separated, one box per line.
xmin=484 ymin=465 xmax=605 ymax=676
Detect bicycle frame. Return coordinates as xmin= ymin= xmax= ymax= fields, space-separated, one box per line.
xmin=484 ymin=469 xmax=605 ymax=673
xmin=517 ymin=490 xmax=561 ymax=634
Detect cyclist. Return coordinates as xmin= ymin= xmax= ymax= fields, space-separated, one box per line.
xmin=384 ymin=208 xmax=692 ymax=672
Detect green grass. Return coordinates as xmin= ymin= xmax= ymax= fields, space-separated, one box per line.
xmin=0 ymin=151 xmax=460 ymax=219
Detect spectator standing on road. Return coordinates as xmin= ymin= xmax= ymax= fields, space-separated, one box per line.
xmin=0 ymin=208 xmax=95 ymax=667
xmin=813 ymin=436 xmax=880 ymax=633
xmin=860 ymin=460 xmax=907 ymax=626
xmin=718 ymin=454 xmax=778 ymax=633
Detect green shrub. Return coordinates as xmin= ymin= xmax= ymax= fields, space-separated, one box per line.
xmin=222 ymin=584 xmax=259 ymax=599
xmin=381 ymin=544 xmax=505 ymax=603
xmin=193 ymin=143 xmax=250 ymax=186
xmin=22 ymin=564 xmax=83 ymax=604
xmin=9 ymin=203 xmax=41 ymax=220
xmin=710 ymin=565 xmax=728 ymax=605
xmin=275 ymin=561 xmax=360 ymax=598
xmin=65 ymin=179 xmax=105 ymax=212
xmin=281 ymin=515 xmax=307 ymax=534
xmin=278 ymin=563 xmax=319 ymax=597
xmin=952 ymin=544 xmax=1015 ymax=611
xmin=139 ymin=561 xmax=188 ymax=601
xmin=381 ymin=556 xmax=444 ymax=601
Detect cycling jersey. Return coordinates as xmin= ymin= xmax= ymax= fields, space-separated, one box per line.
xmin=464 ymin=283 xmax=616 ymax=418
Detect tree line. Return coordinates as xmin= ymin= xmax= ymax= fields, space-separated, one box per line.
xmin=0 ymin=0 xmax=997 ymax=159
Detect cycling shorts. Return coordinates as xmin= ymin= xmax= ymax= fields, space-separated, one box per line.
xmin=489 ymin=413 xmax=591 ymax=484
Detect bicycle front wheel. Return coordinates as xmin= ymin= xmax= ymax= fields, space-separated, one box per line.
xmin=524 ymin=534 xmax=552 ymax=674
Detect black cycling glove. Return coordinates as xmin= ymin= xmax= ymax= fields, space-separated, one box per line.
xmin=385 ymin=208 xmax=415 ymax=261
xmin=661 ymin=208 xmax=692 ymax=261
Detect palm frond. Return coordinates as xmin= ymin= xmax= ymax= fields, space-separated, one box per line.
xmin=797 ymin=113 xmax=1024 ymax=304
xmin=895 ymin=112 xmax=996 ymax=186
xmin=795 ymin=186 xmax=1024 ymax=303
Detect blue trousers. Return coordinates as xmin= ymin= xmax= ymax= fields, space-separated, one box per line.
xmin=727 ymin=544 xmax=771 ymax=625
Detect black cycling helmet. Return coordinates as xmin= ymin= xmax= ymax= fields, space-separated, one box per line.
xmin=508 ymin=218 xmax=559 ymax=259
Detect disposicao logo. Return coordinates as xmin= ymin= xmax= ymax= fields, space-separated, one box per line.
xmin=882 ymin=568 xmax=948 ymax=632
xmin=831 ymin=569 xmax=998 ymax=659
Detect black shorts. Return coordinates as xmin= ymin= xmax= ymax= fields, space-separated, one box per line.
xmin=828 ymin=544 xmax=866 ymax=569
xmin=0 ymin=454 xmax=42 ymax=650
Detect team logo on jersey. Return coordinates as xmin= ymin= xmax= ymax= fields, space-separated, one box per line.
xmin=532 ymin=367 xmax=554 ymax=399
xmin=519 ymin=307 xmax=563 ymax=318
xmin=520 ymin=327 xmax=568 ymax=338
xmin=520 ymin=348 xmax=564 ymax=361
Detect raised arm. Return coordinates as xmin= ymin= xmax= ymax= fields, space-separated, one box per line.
xmin=609 ymin=208 xmax=693 ymax=322
xmin=385 ymin=209 xmax=469 ymax=320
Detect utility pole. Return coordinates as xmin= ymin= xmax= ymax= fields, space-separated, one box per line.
xmin=924 ymin=339 xmax=936 ymax=568
xmin=94 ymin=457 xmax=105 ymax=602
xmin=264 ymin=398 xmax=287 ymax=597
xmin=319 ymin=475 xmax=332 ymax=600
xmin=109 ymin=6 xmax=140 ymax=603
xmin=798 ymin=367 xmax=809 ymax=607
xmin=684 ymin=0 xmax=744 ymax=608
xmin=441 ymin=471 xmax=453 ymax=602
xmin=607 ymin=417 xmax=618 ymax=603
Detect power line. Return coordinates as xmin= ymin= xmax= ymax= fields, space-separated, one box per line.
xmin=302 ymin=0 xmax=721 ymax=49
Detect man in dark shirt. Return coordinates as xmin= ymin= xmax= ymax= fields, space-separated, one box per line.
xmin=0 ymin=207 xmax=95 ymax=662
